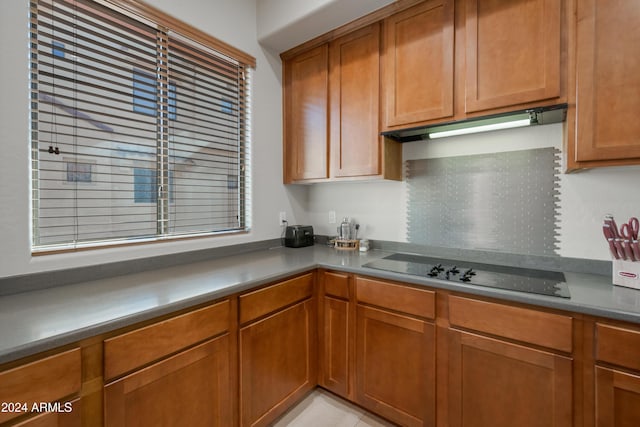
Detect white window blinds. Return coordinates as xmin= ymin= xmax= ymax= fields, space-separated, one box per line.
xmin=29 ymin=0 xmax=253 ymax=251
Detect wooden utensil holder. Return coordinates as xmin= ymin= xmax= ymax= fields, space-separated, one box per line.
xmin=334 ymin=239 xmax=359 ymax=251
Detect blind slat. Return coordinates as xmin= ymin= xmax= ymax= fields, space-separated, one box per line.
xmin=31 ymin=0 xmax=251 ymax=251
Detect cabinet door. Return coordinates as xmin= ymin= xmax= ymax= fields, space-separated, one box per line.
xmin=596 ymin=366 xmax=640 ymax=426
xmin=448 ymin=330 xmax=572 ymax=427
xmin=356 ymin=305 xmax=435 ymax=427
xmin=320 ymin=296 xmax=350 ymax=398
xmin=382 ymin=0 xmax=454 ymax=128
xmin=573 ymin=0 xmax=640 ymax=162
xmin=283 ymin=45 xmax=329 ymax=182
xmin=464 ymin=0 xmax=561 ymax=113
xmin=0 ymin=348 xmax=81 ymax=425
xmin=240 ymin=299 xmax=316 ymax=427
xmin=330 ymin=24 xmax=381 ymax=178
xmin=104 ymin=335 xmax=232 ymax=427
xmin=12 ymin=400 xmax=80 ymax=427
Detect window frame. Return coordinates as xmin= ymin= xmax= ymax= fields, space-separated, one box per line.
xmin=29 ymin=0 xmax=255 ymax=254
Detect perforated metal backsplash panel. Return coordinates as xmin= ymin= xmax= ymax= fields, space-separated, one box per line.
xmin=406 ymin=148 xmax=560 ymax=256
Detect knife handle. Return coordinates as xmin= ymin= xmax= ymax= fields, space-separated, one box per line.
xmin=623 ymin=240 xmax=636 ymax=261
xmin=615 ymin=239 xmax=628 ymax=261
xmin=608 ymin=238 xmax=621 ymax=259
xmin=631 ymin=240 xmax=640 ymax=261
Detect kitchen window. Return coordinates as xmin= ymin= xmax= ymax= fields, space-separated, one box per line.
xmin=132 ymin=69 xmax=177 ymax=120
xmin=29 ymin=0 xmax=254 ymax=252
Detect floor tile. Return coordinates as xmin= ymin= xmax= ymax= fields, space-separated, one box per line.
xmin=272 ymin=389 xmax=399 ymax=427
xmin=272 ymin=390 xmax=365 ymax=427
xmin=355 ymin=413 xmax=397 ymax=427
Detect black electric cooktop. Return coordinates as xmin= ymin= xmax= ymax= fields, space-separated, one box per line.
xmin=363 ymin=253 xmax=570 ymax=298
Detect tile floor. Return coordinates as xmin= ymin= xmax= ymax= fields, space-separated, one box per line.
xmin=272 ymin=389 xmax=396 ymax=427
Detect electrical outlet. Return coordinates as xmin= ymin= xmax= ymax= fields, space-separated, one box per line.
xmin=279 ymin=211 xmax=287 ymax=225
xmin=328 ymin=210 xmax=336 ymax=224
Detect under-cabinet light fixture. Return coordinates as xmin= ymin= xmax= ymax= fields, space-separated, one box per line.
xmin=427 ymin=118 xmax=532 ymax=139
xmin=380 ymin=104 xmax=568 ymax=143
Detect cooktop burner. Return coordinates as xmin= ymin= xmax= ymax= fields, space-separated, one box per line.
xmin=362 ymin=253 xmax=570 ymax=298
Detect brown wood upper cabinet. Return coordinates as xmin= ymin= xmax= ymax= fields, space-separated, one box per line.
xmin=282 ymin=23 xmax=401 ymax=183
xmin=382 ymin=0 xmax=455 ymax=129
xmin=381 ymin=0 xmax=565 ymax=129
xmin=282 ymin=44 xmax=329 ymax=182
xmin=330 ymin=23 xmax=388 ymax=179
xmin=463 ymin=0 xmax=562 ymax=113
xmin=566 ymin=0 xmax=640 ymax=169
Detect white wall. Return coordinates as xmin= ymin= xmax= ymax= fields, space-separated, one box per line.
xmin=306 ymin=124 xmax=640 ymax=261
xmin=0 ymin=0 xmax=303 ymax=278
xmin=2 ymin=0 xmax=638 ymax=281
xmin=257 ymin=0 xmax=395 ymax=52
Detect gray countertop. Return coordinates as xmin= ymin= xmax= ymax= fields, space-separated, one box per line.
xmin=1 ymin=245 xmax=639 ymax=365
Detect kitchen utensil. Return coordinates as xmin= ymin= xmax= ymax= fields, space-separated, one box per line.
xmin=621 ymin=240 xmax=635 ymax=261
xmin=604 ymin=215 xmax=621 ymax=237
xmin=633 ymin=240 xmax=640 ymax=260
xmin=603 ymin=224 xmax=621 ymax=260
xmin=604 ymin=215 xmax=630 ymax=260
xmin=621 ymin=217 xmax=639 ymax=240
xmin=620 ymin=217 xmax=639 ymax=260
xmin=335 ymin=217 xmax=359 ymax=250
xmin=340 ymin=217 xmax=352 ymax=240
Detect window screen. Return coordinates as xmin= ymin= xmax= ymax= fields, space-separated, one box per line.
xmin=29 ymin=0 xmax=253 ymax=251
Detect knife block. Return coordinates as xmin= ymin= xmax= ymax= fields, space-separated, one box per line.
xmin=613 ymin=259 xmax=640 ymax=290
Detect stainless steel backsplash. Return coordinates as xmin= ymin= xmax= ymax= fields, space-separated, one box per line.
xmin=406 ymin=148 xmax=560 ymax=256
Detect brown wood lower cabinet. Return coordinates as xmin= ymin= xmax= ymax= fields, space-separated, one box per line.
xmin=356 ymin=305 xmax=435 ymax=427
xmin=0 ymin=348 xmax=81 ymax=426
xmin=594 ymin=322 xmax=640 ymax=426
xmin=104 ymin=335 xmax=231 ymax=427
xmin=446 ymin=295 xmax=573 ymax=427
xmin=448 ymin=330 xmax=572 ymax=427
xmin=352 ymin=276 xmax=437 ymax=427
xmin=320 ymin=296 xmax=350 ymax=398
xmin=10 ymin=399 xmax=81 ymax=427
xmin=11 ymin=269 xmax=640 ymax=427
xmin=239 ymin=299 xmax=316 ymax=427
xmin=102 ymin=298 xmax=234 ymax=427
xmin=595 ymin=367 xmax=640 ymax=426
xmin=318 ymin=270 xmax=353 ymax=399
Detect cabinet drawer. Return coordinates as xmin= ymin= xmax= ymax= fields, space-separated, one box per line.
xmin=104 ymin=299 xmax=230 ymax=381
xmin=449 ymin=295 xmax=572 ymax=352
xmin=239 ymin=273 xmax=314 ymax=324
xmin=356 ymin=276 xmax=435 ymax=319
xmin=105 ymin=336 xmax=231 ymax=427
xmin=12 ymin=398 xmax=81 ymax=426
xmin=324 ymin=271 xmax=350 ymax=299
xmin=0 ymin=348 xmax=81 ymax=424
xmin=596 ymin=323 xmax=640 ymax=371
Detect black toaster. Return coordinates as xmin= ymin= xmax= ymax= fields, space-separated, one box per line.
xmin=284 ymin=225 xmax=314 ymax=248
